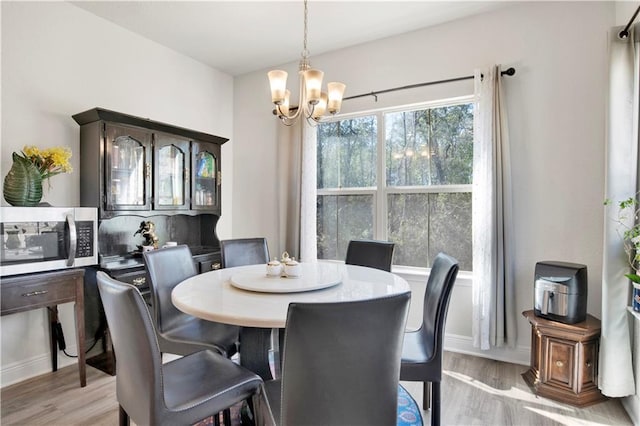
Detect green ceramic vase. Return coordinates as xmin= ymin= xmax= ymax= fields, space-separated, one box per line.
xmin=3 ymin=152 xmax=43 ymax=206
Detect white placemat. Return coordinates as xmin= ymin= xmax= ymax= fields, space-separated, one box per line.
xmin=229 ymin=263 xmax=342 ymax=293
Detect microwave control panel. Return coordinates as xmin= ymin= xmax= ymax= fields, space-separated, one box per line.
xmin=76 ymin=221 xmax=95 ymax=257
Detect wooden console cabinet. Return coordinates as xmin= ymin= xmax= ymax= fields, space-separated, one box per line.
xmin=1 ymin=269 xmax=86 ymax=387
xmin=522 ymin=310 xmax=606 ymax=407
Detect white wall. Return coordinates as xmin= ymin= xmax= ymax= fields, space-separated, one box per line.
xmin=234 ymin=1 xmax=614 ymax=364
xmin=0 ymin=2 xmax=234 ymax=386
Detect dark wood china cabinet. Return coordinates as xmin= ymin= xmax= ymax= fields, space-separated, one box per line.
xmin=73 ymin=108 xmax=227 ymax=375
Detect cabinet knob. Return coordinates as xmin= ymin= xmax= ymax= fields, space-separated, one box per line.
xmin=555 ymin=360 xmax=564 ymax=368
xmin=585 ymin=361 xmax=592 ymax=367
xmin=212 ymin=263 xmax=221 ymax=270
xmin=132 ymin=277 xmax=146 ymax=286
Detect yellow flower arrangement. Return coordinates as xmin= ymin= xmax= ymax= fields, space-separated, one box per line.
xmin=21 ymin=145 xmax=73 ymax=181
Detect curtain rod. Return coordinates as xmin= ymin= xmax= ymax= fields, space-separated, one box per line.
xmin=619 ymin=4 xmax=640 ymax=39
xmin=343 ymin=67 xmax=516 ymax=102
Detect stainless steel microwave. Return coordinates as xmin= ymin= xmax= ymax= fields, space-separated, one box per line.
xmin=0 ymin=207 xmax=98 ymax=277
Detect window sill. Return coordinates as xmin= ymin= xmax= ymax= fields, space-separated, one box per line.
xmin=319 ymin=260 xmax=472 ymax=287
xmin=392 ymin=265 xmax=473 ymax=287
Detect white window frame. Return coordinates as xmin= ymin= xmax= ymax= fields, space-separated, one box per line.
xmin=317 ymin=95 xmax=475 ymax=269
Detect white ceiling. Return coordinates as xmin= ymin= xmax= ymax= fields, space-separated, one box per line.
xmin=70 ymin=1 xmax=509 ymax=76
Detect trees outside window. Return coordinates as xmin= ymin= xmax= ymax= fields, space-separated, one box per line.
xmin=317 ymin=97 xmax=473 ymax=270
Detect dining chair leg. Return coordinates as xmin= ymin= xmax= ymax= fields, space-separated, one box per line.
xmin=118 ymin=405 xmax=130 ymax=426
xmin=214 ymin=413 xmax=221 ymax=426
xmin=431 ymin=381 xmax=441 ymax=426
xmin=223 ymin=408 xmax=232 ymax=426
xmin=423 ymin=381 xmax=432 ymax=410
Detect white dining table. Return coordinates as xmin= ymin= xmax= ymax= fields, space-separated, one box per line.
xmin=172 ymin=261 xmax=411 ymax=379
xmin=172 ymin=261 xmax=410 ymax=328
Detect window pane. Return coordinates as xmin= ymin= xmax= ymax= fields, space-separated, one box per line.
xmin=317 ymin=195 xmax=374 ymax=260
xmin=317 ymin=116 xmax=377 ymax=189
xmin=386 ymin=104 xmax=473 ymax=186
xmin=388 ymin=192 xmax=472 ymax=270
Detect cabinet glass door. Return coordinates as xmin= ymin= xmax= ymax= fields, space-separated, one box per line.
xmin=192 ymin=142 xmax=221 ymax=211
xmin=154 ymin=135 xmax=189 ymax=210
xmin=105 ymin=125 xmax=151 ymax=211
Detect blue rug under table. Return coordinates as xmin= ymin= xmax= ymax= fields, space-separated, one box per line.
xmin=196 ymin=383 xmax=423 ymax=425
xmin=398 ymin=383 xmax=424 ymax=426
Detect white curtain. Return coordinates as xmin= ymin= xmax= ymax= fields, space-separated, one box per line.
xmin=599 ymin=24 xmax=638 ymax=398
xmin=299 ymin=122 xmax=318 ymax=262
xmin=277 ymin=123 xmax=301 ymax=260
xmin=472 ymin=65 xmax=517 ymax=350
xmin=277 ymin=121 xmax=317 ymax=262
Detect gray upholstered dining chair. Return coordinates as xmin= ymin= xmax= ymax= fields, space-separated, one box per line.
xmin=262 ymin=292 xmax=411 ymax=426
xmin=96 ymin=271 xmax=263 ymax=426
xmin=220 ymin=237 xmax=270 ymax=268
xmin=143 ymin=244 xmax=240 ymax=358
xmin=400 ymin=252 xmax=459 ymax=426
xmin=345 ymin=239 xmax=395 ymax=272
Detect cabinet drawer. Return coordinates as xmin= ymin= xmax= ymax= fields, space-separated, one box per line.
xmin=2 ymin=278 xmax=76 ymax=314
xmin=198 ymin=259 xmax=221 ymax=273
xmin=109 ymin=269 xmax=151 ymax=306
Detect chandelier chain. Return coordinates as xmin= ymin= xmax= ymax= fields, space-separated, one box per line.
xmin=302 ymin=0 xmax=309 ymax=59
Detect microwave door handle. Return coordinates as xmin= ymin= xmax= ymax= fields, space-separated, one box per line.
xmin=66 ymin=214 xmax=77 ymax=267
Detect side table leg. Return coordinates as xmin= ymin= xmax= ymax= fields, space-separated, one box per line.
xmin=75 ymin=299 xmax=87 ymax=387
xmin=47 ymin=306 xmax=58 ymax=372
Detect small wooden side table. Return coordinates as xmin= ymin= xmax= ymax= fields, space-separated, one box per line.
xmin=1 ymin=269 xmax=86 ymax=387
xmin=522 ymin=310 xmax=606 ymax=407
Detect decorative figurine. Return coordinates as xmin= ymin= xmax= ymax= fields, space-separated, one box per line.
xmin=134 ymin=220 xmax=159 ymax=252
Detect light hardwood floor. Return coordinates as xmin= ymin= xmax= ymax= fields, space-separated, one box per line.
xmin=1 ymin=351 xmax=632 ymax=425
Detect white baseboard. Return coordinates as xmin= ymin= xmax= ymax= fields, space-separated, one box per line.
xmin=621 ymin=396 xmax=639 ymax=426
xmin=1 ymin=343 xmax=80 ymax=388
xmin=444 ymin=332 xmax=531 ymax=366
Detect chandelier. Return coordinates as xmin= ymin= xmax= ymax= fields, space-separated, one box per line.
xmin=267 ymin=0 xmax=346 ymax=126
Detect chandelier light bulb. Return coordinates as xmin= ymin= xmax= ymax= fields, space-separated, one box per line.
xmin=304 ymin=69 xmax=324 ymax=105
xmin=327 ymin=82 xmax=346 ymax=114
xmin=268 ymin=70 xmax=288 ymax=104
xmin=312 ymin=93 xmax=328 ymax=119
xmin=279 ymin=90 xmax=291 ymax=117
